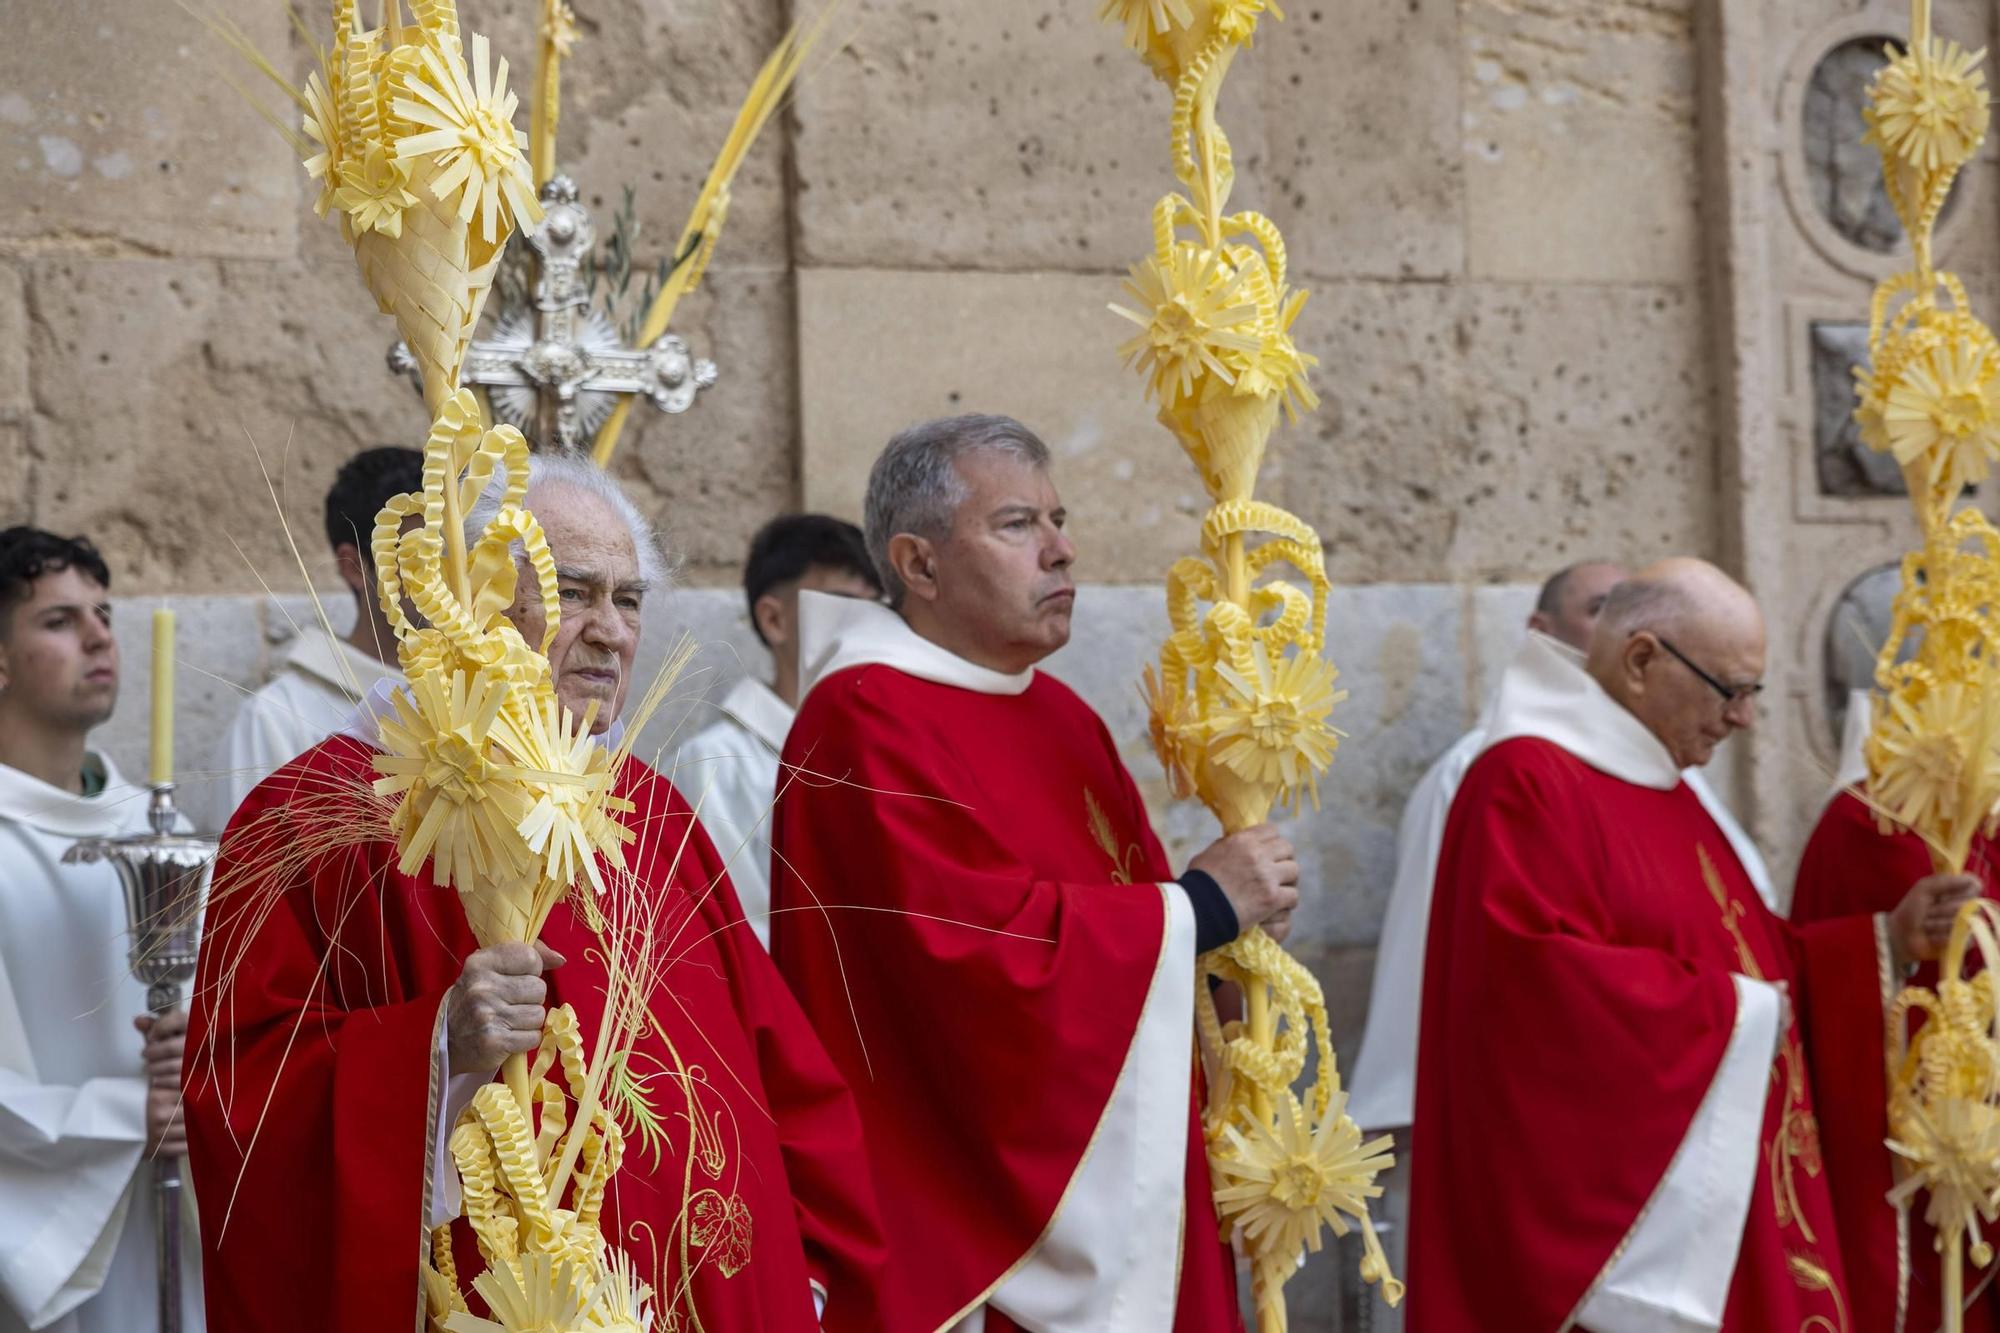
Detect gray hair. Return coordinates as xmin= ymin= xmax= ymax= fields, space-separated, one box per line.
xmin=465 ymin=452 xmax=671 ymax=589
xmin=862 ymin=414 xmax=1052 ymax=607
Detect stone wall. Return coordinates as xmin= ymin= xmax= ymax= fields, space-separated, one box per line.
xmin=0 ymin=0 xmax=1907 ymax=1325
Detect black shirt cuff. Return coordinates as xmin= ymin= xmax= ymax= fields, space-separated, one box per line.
xmin=1176 ymin=868 xmax=1240 ymax=955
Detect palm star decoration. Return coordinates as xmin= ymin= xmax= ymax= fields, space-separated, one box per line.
xmin=1882 ymin=335 xmax=2000 ymax=496
xmin=396 ymin=29 xmax=539 ymax=245
xmin=1211 ymin=1092 xmax=1401 ymax=1299
xmin=1205 ymin=641 xmax=1345 ymax=805
xmin=1864 ymin=36 xmax=1992 ymax=175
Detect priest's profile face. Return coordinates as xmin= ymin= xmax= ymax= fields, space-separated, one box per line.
xmin=1592 ymin=558 xmax=1766 ymax=770
xmin=0 ymin=564 xmax=119 ymax=731
xmin=503 ymin=482 xmax=644 ymax=734
xmin=925 ymin=449 xmax=1077 ymax=670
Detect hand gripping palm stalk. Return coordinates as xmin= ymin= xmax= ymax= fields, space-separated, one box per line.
xmin=1853 ymin=4 xmax=2000 ymax=1326
xmin=1100 ymin=1 xmax=1398 ymax=1325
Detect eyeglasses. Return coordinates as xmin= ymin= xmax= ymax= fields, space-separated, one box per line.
xmin=1656 ymin=635 xmax=1764 ymax=707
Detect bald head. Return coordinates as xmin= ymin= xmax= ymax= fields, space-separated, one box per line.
xmin=1587 ymin=558 xmax=1766 ymax=769
xmin=1527 ymin=559 xmax=1627 ymax=651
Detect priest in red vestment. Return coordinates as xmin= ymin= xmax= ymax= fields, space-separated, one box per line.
xmin=182 ymin=458 xmax=888 ymax=1333
xmin=769 ymin=414 xmax=1301 ymax=1333
xmin=1409 ymin=558 xmax=1977 ymax=1333
xmin=1792 ymin=695 xmax=2000 ymax=1333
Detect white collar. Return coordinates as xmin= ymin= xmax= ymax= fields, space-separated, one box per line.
xmin=335 ymin=678 xmax=627 ymax=751
xmin=1833 ymin=688 xmax=1872 ymax=794
xmin=1480 ymin=631 xmax=1684 ymax=790
xmin=0 ymin=751 xmax=152 ymax=838
xmin=716 ymin=676 xmax=794 ymax=754
xmin=797 ymin=590 xmax=1036 ymax=700
xmin=283 ymin=626 xmax=401 ymax=695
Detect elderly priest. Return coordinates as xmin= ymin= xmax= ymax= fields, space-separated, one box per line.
xmin=1407 ymin=558 xmax=1978 ymax=1333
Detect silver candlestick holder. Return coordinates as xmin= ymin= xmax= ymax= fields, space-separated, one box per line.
xmin=64 ymin=782 xmax=217 ymax=1333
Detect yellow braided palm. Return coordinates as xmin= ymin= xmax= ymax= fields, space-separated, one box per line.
xmin=1103 ymin=0 xmax=1396 ymax=1324
xmin=1858 ymin=8 xmax=2000 ymax=1328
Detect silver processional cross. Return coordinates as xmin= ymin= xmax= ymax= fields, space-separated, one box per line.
xmin=389 ymin=175 xmax=718 ymax=454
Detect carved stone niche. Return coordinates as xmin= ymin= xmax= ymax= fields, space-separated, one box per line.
xmin=1822 ymin=559 xmax=1902 ymax=746
xmin=1803 ymin=37 xmax=1907 ymax=252
xmin=1811 ymin=321 xmax=1907 ymax=496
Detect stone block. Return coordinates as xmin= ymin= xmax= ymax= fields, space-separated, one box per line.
xmin=458 ymin=0 xmax=797 ymax=272
xmin=0 ymin=261 xmax=26 ymax=416
xmin=1468 ymin=583 xmax=1535 ymax=709
xmin=1258 ymin=1 xmax=1464 ymax=281
xmin=607 ymin=266 xmax=799 ymax=585
xmin=1270 ymin=279 xmax=1468 ymax=586
xmin=1460 ymin=0 xmax=1701 ymax=285
xmin=790 ymin=0 xmax=1240 ymax=271
xmin=25 ymin=255 xmax=437 ymax=595
xmin=0 ymin=422 xmax=30 ymax=526
xmin=0 ymin=4 xmax=297 ymax=258
xmin=1453 ymin=281 xmax=1713 ymax=570
xmin=797 ymin=266 xmax=1204 ymax=583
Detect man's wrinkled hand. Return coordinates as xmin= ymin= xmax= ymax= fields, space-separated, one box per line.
xmin=1888 ymin=873 xmax=1982 ymax=972
xmin=1188 ymin=824 xmax=1301 ymax=939
xmin=445 ymin=941 xmax=565 ymax=1075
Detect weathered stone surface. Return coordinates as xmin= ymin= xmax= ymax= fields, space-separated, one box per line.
xmin=0 ymin=422 xmax=30 ymax=527
xmin=458 ymin=0 xmax=797 ymax=272
xmin=798 ymin=265 xmax=1206 ymax=582
xmin=25 ymin=256 xmax=434 ymax=594
xmin=0 ymin=4 xmax=297 ymax=258
xmin=790 ymin=0 xmax=1192 ymax=271
xmin=1468 ymin=583 xmax=1536 ymax=711
xmin=608 ymin=265 xmax=800 ymax=585
xmin=1259 ymin=0 xmax=1464 ymax=281
xmin=792 ymin=0 xmax=1460 ymax=279
xmin=0 ymin=261 xmax=26 ymax=416
xmin=1279 ymin=278 xmax=1711 ymax=584
xmin=1461 ymin=0 xmax=1701 ymax=285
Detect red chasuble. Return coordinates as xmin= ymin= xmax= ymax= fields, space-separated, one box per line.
xmin=1792 ymin=789 xmax=2000 ymax=1333
xmin=1409 ymin=634 xmax=1889 ymax=1333
xmin=769 ymin=594 xmax=1238 ymax=1333
xmin=182 ymin=734 xmax=889 ymax=1333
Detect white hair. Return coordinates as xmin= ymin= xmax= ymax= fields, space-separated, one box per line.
xmin=1594 ymin=576 xmax=1691 ymax=641
xmin=464 ymin=452 xmax=671 ymax=589
xmin=862 ymin=413 xmax=1052 ymax=608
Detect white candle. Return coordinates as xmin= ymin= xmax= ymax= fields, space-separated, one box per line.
xmin=150 ymin=609 xmax=175 ymax=787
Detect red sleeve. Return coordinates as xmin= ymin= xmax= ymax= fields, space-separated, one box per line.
xmin=183 ymin=739 xmax=466 ymax=1333
xmin=1791 ymin=791 xmax=1935 ymax=922
xmin=770 ymin=670 xmax=1174 ymax=1331
xmin=1409 ymin=739 xmax=1740 ymax=1331
xmin=670 ymin=780 xmax=891 ymax=1332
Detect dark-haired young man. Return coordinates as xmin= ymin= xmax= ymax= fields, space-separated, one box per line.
xmin=0 ymin=527 xmax=204 ymax=1333
xmin=674 ymin=514 xmax=882 ymax=947
xmin=214 ymin=446 xmax=423 ymax=821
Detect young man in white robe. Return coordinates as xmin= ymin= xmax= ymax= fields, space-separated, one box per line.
xmin=211 ymin=447 xmax=420 ymax=825
xmin=673 ymin=514 xmax=881 ymax=947
xmin=0 ymin=526 xmax=203 ymax=1333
